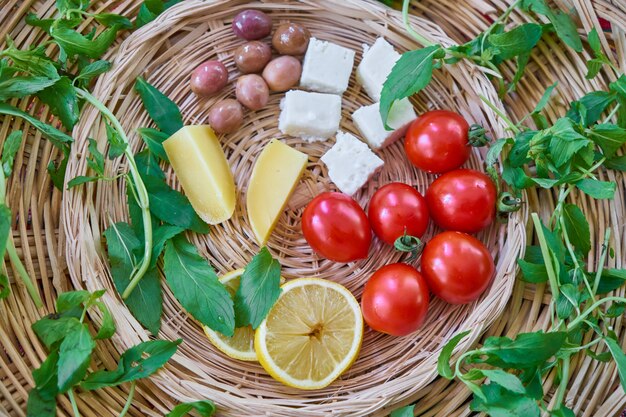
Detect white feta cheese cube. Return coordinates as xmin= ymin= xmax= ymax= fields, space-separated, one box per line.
xmin=278 ymin=90 xmax=342 ymax=142
xmin=300 ymin=38 xmax=355 ymax=94
xmin=320 ymin=131 xmax=384 ymax=196
xmin=352 ymin=98 xmax=417 ymax=150
xmin=356 ymin=37 xmax=400 ymax=102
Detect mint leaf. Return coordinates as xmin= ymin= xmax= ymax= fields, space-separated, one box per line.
xmin=234 ymin=247 xmax=282 ymax=329
xmin=605 ymin=154 xmax=626 ymax=171
xmin=437 ymin=330 xmax=471 ymax=379
xmin=586 ymin=58 xmax=604 ymax=79
xmin=32 ymin=316 xmax=82 ymax=348
xmin=51 ymin=26 xmax=120 ymax=59
xmin=380 ymin=45 xmax=442 ymax=129
xmin=518 ymin=259 xmax=548 ymax=283
xmin=567 ymin=91 xmax=616 ymax=127
xmin=135 ymin=77 xmax=184 ymax=135
xmin=166 ymin=400 xmax=216 ymax=417
xmin=27 ymin=386 xmax=57 ymax=417
xmin=2 ymin=42 xmax=59 ymax=78
xmin=604 ymin=337 xmax=626 ymax=392
xmin=533 ymin=82 xmax=558 ymax=114
xmin=549 ymin=11 xmax=583 ymax=52
xmin=0 ymin=103 xmax=73 ymax=148
xmin=597 ymin=269 xmax=626 ymax=294
xmin=105 ymin=120 xmax=127 ymax=158
xmin=470 ymin=382 xmax=541 ymax=417
xmin=137 ymin=127 xmax=170 ymax=162
xmin=93 ymin=13 xmax=133 ymax=29
xmin=562 ymin=204 xmax=591 ymax=255
xmin=81 ymin=339 xmax=181 ymax=390
xmin=588 ymin=124 xmax=626 ymax=158
xmin=164 ymin=235 xmax=235 ymax=336
xmin=488 ymin=24 xmax=543 ymax=60
xmin=480 ymin=369 xmax=526 ymax=394
xmin=0 ymin=76 xmax=58 ymax=101
xmin=67 ymin=175 xmax=99 ymax=188
xmin=57 ymin=324 xmax=95 ymax=392
xmin=92 ymin=300 xmax=116 ymax=339
xmin=150 ymin=224 xmax=184 ymax=268
xmin=390 ymin=405 xmax=415 ymax=417
xmin=575 ymin=178 xmax=616 ymax=199
xmin=56 ymin=290 xmax=91 ymax=312
xmin=548 ymin=118 xmax=589 ymax=167
xmin=75 ymin=60 xmax=112 ymax=84
xmin=2 ymin=130 xmax=22 ymax=177
xmin=36 ymin=76 xmax=79 ymax=130
xmin=0 ymin=274 xmax=8 ymax=299
xmin=481 ymin=331 xmax=567 ymax=368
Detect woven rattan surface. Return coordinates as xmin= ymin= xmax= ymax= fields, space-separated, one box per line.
xmin=0 ymin=0 xmax=625 ymax=416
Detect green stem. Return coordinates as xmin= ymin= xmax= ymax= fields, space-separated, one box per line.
xmin=567 ymin=296 xmax=626 ymax=330
xmin=592 ymin=228 xmax=611 ymax=295
xmin=604 ymin=103 xmax=621 ymax=124
xmin=68 ymin=389 xmax=81 ymax=417
xmin=480 ymin=0 xmax=521 ymax=53
xmin=531 ymin=213 xmax=560 ymax=300
xmin=6 ymin=238 xmax=43 ymax=307
xmin=75 ymin=88 xmax=152 ymax=299
xmin=402 ymin=0 xmax=435 ymax=46
xmin=554 ymin=356 xmax=570 ymax=409
xmin=479 ymin=94 xmax=520 ymax=134
xmin=118 ymin=381 xmax=135 ymax=417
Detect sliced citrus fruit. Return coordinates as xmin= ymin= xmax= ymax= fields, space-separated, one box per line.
xmin=204 ymin=269 xmax=256 ymax=361
xmin=255 ymin=278 xmax=363 ymax=390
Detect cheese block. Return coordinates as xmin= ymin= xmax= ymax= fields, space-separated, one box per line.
xmin=278 ymin=90 xmax=342 ymax=141
xmin=247 ymin=139 xmax=308 ymax=245
xmin=352 ymin=98 xmax=417 ymax=150
xmin=356 ymin=38 xmax=401 ymax=102
xmin=163 ymin=125 xmax=236 ymax=225
xmin=300 ymin=38 xmax=356 ymax=94
xmin=320 ymin=131 xmax=384 ymax=196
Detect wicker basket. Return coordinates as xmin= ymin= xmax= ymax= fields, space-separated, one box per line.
xmin=0 ymin=0 xmax=625 ymax=416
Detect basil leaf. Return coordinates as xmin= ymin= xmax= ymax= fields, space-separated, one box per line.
xmin=480 ymin=369 xmax=525 ymax=394
xmin=51 ymin=26 xmax=120 ymax=59
xmin=380 ymin=45 xmax=442 ymax=129
xmin=604 ymin=337 xmax=626 ymax=392
xmin=588 ymin=124 xmax=626 ymax=158
xmin=32 ymin=316 xmax=82 ymax=348
xmin=93 ymin=13 xmax=133 ymax=29
xmin=135 ymin=77 xmax=183 ymax=135
xmin=596 ymin=268 xmax=626 ymax=294
xmin=470 ymin=382 xmax=541 ymax=417
xmin=437 ymin=329 xmax=470 ymax=379
xmin=164 ymin=235 xmax=235 ymax=336
xmin=562 ymin=204 xmax=591 ymax=255
xmin=481 ymin=331 xmax=567 ymax=368
xmin=104 ymin=222 xmax=163 ymax=335
xmin=0 ymin=274 xmax=9 ymax=299
xmin=166 ymin=400 xmax=216 ymax=417
xmin=3 ymin=130 xmax=23 ymax=177
xmin=137 ymin=127 xmax=170 ymax=162
xmin=390 ymin=405 xmax=415 ymax=417
xmin=488 ymin=23 xmax=543 ymax=60
xmin=36 ymin=76 xmax=79 ymax=130
xmin=234 ymin=247 xmax=282 ymax=329
xmin=0 ymin=76 xmax=58 ymax=101
xmin=0 ymin=103 xmax=73 ymax=148
xmin=81 ymin=339 xmax=181 ymax=390
xmin=75 ymin=60 xmax=112 ymax=83
xmin=57 ymin=324 xmax=96 ymax=392
xmin=575 ymin=178 xmax=616 ymax=199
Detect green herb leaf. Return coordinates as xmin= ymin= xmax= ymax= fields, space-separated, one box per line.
xmin=164 ymin=235 xmax=235 ymax=336
xmin=0 ymin=274 xmax=9 ymax=299
xmin=105 ymin=120 xmax=127 ymax=159
xmin=0 ymin=103 xmax=73 ymax=148
xmin=57 ymin=324 xmax=96 ymax=392
xmin=586 ymin=59 xmax=604 ymax=80
xmin=390 ymin=405 xmax=415 ymax=417
xmin=48 ymin=148 xmax=70 ymax=190
xmin=596 ymin=269 xmax=626 ymax=294
xmin=481 ymin=331 xmax=567 ymax=368
xmin=93 ymin=301 xmax=116 ymax=339
xmin=486 ymin=138 xmax=513 ymax=167
xmin=166 ymin=400 xmax=217 ymax=417
xmin=0 ymin=76 xmax=58 ymax=101
xmin=575 ymin=178 xmax=616 ymax=199
xmin=488 ymin=24 xmax=543 ymax=60
xmin=26 ymin=387 xmax=57 ymax=417
xmin=135 ymin=0 xmax=182 ymax=27
xmin=480 ymin=369 xmax=525 ymax=394
xmin=36 ymin=76 xmax=79 ymax=130
xmin=234 ymin=247 xmax=282 ymax=329
xmin=2 ymin=42 xmax=59 ymax=78
xmin=25 ymin=13 xmax=55 ymax=33
xmin=567 ymin=91 xmax=616 ymax=127
xmin=532 ymin=82 xmax=558 ymax=114
xmin=470 ymin=382 xmax=541 ymax=417
xmin=437 ymin=329 xmax=471 ymax=379
xmin=562 ymin=204 xmax=591 ymax=255
xmin=51 ymin=26 xmax=121 ymax=59
xmin=56 ymin=290 xmax=91 ymax=312
xmin=588 ymin=124 xmax=626 ymax=158
xmin=137 ymin=127 xmax=170 ymax=162
xmin=551 ymin=405 xmax=576 ymax=417
xmin=135 ymin=77 xmax=184 ymax=135
xmin=2 ymin=130 xmax=22 ymax=177
xmin=81 ymin=339 xmax=181 ymax=390
xmin=604 ymin=337 xmax=626 ymax=392
xmin=75 ymin=60 xmax=112 ymax=84
xmin=549 ymin=11 xmax=583 ymax=52
xmin=150 ymin=224 xmax=184 ymax=268
xmin=549 ymin=118 xmax=590 ymax=167
xmin=93 ymin=13 xmax=133 ymax=29
xmin=32 ymin=316 xmax=82 ymax=348
xmin=518 ymin=259 xmax=548 ymax=283
xmin=67 ymin=175 xmax=99 ymax=188
xmin=605 ymin=154 xmax=626 ymax=171
xmin=380 ymin=45 xmax=442 ymax=129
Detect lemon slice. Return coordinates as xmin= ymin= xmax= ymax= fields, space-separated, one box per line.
xmin=255 ymin=278 xmax=363 ymax=390
xmin=204 ymin=269 xmax=256 ymax=361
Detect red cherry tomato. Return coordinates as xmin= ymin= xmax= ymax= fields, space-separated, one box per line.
xmin=426 ymin=169 xmax=496 ymax=233
xmin=368 ymin=183 xmax=429 ymax=245
xmin=361 ymin=263 xmax=430 ymax=336
xmin=421 ymin=231 xmax=494 ymax=304
xmin=302 ymin=192 xmax=371 ymax=262
xmin=405 ymin=110 xmax=470 ymax=174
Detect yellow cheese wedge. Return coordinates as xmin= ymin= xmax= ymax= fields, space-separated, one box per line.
xmin=247 ymin=139 xmax=308 ymax=245
xmin=163 ymin=125 xmax=236 ymax=225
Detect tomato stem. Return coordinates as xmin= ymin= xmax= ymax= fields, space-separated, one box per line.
xmin=394 ymin=233 xmax=423 ymax=262
xmin=468 ymin=124 xmax=491 ymax=147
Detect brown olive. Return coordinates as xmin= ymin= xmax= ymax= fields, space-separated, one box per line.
xmin=232 ymin=9 xmax=272 ymax=40
xmin=235 ymin=74 xmax=269 ymax=110
xmin=234 ymin=41 xmax=272 ymax=74
xmin=272 ymin=22 xmax=310 ymax=55
xmin=209 ymin=99 xmax=244 ymax=134
xmin=190 ymin=60 xmax=228 ymax=97
xmin=262 ymin=56 xmax=302 ymax=92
